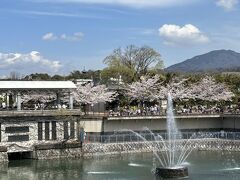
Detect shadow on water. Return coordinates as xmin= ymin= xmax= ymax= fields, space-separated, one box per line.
xmin=8 ymin=151 xmax=33 ymax=161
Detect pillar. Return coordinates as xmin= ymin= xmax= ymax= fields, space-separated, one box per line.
xmin=17 ymin=92 xmax=21 ymax=111
xmin=69 ymin=92 xmax=73 ymax=110
xmin=56 ymin=92 xmax=61 ymax=109
xmin=6 ymin=93 xmax=9 ymax=108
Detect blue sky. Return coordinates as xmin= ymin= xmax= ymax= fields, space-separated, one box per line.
xmin=0 ymin=0 xmax=240 ymax=76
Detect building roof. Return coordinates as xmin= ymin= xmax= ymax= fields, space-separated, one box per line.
xmin=0 ymin=81 xmax=76 ymax=89
xmin=73 ymin=79 xmax=93 ymax=85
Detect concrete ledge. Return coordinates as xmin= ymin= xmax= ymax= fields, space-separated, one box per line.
xmin=107 ymin=114 xmax=222 ymax=121
xmin=0 ymin=110 xmax=83 ymax=118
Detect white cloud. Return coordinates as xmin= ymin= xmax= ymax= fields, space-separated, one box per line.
xmin=10 ymin=10 xmax=107 ymax=19
xmin=42 ymin=32 xmax=84 ymax=41
xmin=159 ymin=24 xmax=209 ymax=46
xmin=216 ymin=0 xmax=238 ymax=11
xmin=140 ymin=29 xmax=157 ymax=35
xmin=60 ymin=32 xmax=84 ymax=41
xmin=0 ymin=51 xmax=62 ymax=72
xmin=30 ymin=0 xmax=198 ymax=8
xmin=42 ymin=32 xmax=57 ymax=41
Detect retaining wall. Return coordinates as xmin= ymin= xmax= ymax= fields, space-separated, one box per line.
xmin=104 ymin=114 xmax=240 ymax=133
xmin=82 ymin=139 xmax=240 ymax=157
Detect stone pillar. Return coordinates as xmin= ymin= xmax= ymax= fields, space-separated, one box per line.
xmin=6 ymin=93 xmax=9 ymax=108
xmin=17 ymin=92 xmax=21 ymax=111
xmin=56 ymin=92 xmax=60 ymax=109
xmin=69 ymin=92 xmax=73 ymax=110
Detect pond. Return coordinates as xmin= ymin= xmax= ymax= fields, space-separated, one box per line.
xmin=1 ymin=151 xmax=240 ymax=180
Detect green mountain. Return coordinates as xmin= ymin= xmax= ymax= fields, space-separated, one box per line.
xmin=166 ymin=50 xmax=240 ymax=73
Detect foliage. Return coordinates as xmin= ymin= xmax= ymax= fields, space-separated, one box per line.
xmin=183 ymin=76 xmax=234 ymax=101
xmin=125 ymin=75 xmax=234 ymax=105
xmin=73 ymin=83 xmax=117 ymax=105
xmin=103 ymin=45 xmax=162 ymax=82
xmin=51 ymin=74 xmax=65 ymax=81
xmin=101 ymin=62 xmax=134 ymax=83
xmin=66 ymin=70 xmax=101 ymax=82
xmin=21 ymin=90 xmax=56 ymax=104
xmin=24 ymin=73 xmax=51 ymax=80
xmin=126 ymin=75 xmax=161 ymax=102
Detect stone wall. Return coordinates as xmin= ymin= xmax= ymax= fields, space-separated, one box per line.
xmin=0 ymin=146 xmax=8 ymax=162
xmin=34 ymin=142 xmax=82 ymax=159
xmin=82 ymin=139 xmax=240 ymax=157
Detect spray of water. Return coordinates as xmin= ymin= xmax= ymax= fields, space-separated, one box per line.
xmin=122 ymin=93 xmax=195 ymax=168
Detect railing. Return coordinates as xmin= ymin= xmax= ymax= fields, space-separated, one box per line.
xmin=0 ymin=109 xmax=83 ymax=116
xmin=85 ymin=132 xmax=240 ymax=144
xmin=108 ymin=110 xmax=240 ymax=117
xmin=0 ymin=108 xmax=240 ymax=118
xmin=0 ymin=109 xmax=110 ymax=117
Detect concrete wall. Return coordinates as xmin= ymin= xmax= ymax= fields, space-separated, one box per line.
xmin=80 ymin=118 xmax=103 ymax=133
xmin=222 ymin=115 xmax=240 ymax=129
xmin=104 ymin=115 xmax=240 ymax=133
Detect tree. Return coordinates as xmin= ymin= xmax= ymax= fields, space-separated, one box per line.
xmin=126 ymin=75 xmax=160 ymax=104
xmin=155 ymin=77 xmax=188 ymax=99
xmin=66 ymin=70 xmax=101 ymax=83
xmin=21 ymin=90 xmax=56 ymax=105
xmin=154 ymin=58 xmax=165 ymax=70
xmin=184 ymin=76 xmax=234 ymax=101
xmin=103 ymin=45 xmax=162 ymax=81
xmin=24 ymin=73 xmax=51 ymax=80
xmin=155 ymin=76 xmax=234 ymax=102
xmin=51 ymin=74 xmax=65 ymax=81
xmin=73 ymin=83 xmax=117 ymax=105
xmin=101 ymin=61 xmax=134 ymax=83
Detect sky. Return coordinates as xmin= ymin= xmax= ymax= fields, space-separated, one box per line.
xmin=0 ymin=0 xmax=240 ymax=76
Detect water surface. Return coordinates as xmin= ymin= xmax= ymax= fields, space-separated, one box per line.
xmin=1 ymin=151 xmax=240 ymax=180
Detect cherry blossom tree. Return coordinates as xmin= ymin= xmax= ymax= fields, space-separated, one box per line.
xmin=184 ymin=76 xmax=234 ymax=101
xmin=156 ymin=76 xmax=234 ymax=101
xmin=126 ymin=75 xmax=161 ymax=103
xmin=74 ymin=83 xmax=117 ymax=105
xmin=155 ymin=77 xmax=189 ymax=100
xmin=126 ymin=75 xmax=234 ymax=103
xmin=21 ymin=90 xmax=56 ymax=104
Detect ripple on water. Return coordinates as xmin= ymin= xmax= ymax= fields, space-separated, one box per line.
xmin=221 ymin=167 xmax=240 ymax=171
xmin=87 ymin=171 xmax=120 ymax=175
xmin=128 ymin=163 xmax=149 ymax=167
xmin=180 ymin=162 xmax=191 ymax=166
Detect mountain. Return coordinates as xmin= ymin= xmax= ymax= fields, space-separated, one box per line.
xmin=166 ymin=50 xmax=240 ymax=73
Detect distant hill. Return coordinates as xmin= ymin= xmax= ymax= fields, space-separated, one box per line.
xmin=166 ymin=50 xmax=240 ymax=73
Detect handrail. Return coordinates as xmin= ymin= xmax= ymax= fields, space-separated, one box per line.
xmin=85 ymin=131 xmax=240 ymax=144
xmin=0 ymin=109 xmax=110 ymax=117
xmin=0 ymin=109 xmax=240 ymax=117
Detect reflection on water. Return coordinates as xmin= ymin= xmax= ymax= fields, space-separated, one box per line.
xmin=0 ymin=151 xmax=240 ymax=180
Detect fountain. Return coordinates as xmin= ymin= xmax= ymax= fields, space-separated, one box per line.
xmin=118 ymin=93 xmax=192 ymax=178
xmin=117 ymin=93 xmax=193 ymax=178
xmin=91 ymin=93 xmax=196 ymax=178
xmin=154 ymin=93 xmax=189 ymax=178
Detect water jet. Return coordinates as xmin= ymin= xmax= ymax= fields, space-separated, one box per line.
xmin=155 ymin=93 xmax=189 ymax=178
